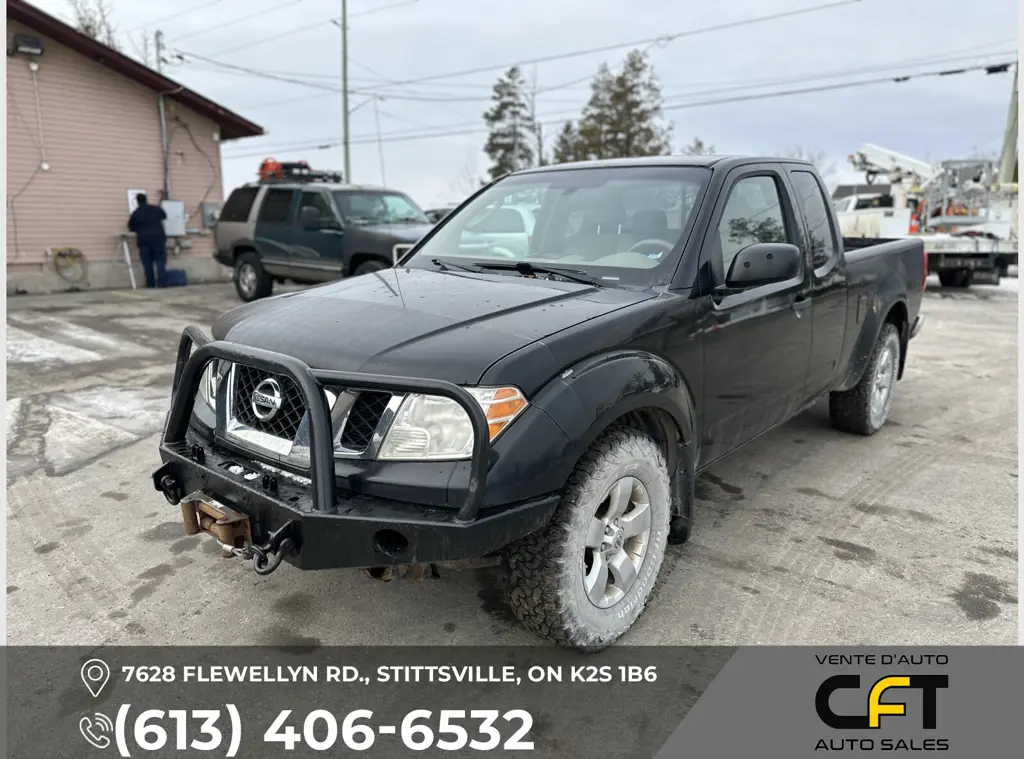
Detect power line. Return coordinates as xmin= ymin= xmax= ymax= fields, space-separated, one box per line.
xmin=217 ymin=46 xmax=1013 ymax=137
xmin=192 ymin=1 xmax=862 ymax=90
xmin=173 ymin=0 xmax=313 ymax=44
xmin=226 ymin=53 xmax=1016 ymax=153
xmin=221 ymin=59 xmax=1015 ymax=160
xmin=354 ymin=0 xmax=867 ymax=91
xmin=196 ymin=0 xmax=422 ymax=57
xmin=123 ymin=0 xmax=228 ymax=33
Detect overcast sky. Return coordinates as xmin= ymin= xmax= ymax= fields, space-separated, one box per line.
xmin=29 ymin=0 xmax=1019 ymax=206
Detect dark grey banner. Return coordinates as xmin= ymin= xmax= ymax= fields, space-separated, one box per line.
xmin=6 ymin=646 xmax=734 ymax=758
xmin=5 ymin=647 xmax=1021 ymax=757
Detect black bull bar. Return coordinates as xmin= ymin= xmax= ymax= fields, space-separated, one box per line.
xmin=152 ymin=327 xmax=556 ymax=571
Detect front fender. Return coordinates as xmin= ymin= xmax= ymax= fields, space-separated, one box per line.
xmin=529 ymin=350 xmax=698 ymax=524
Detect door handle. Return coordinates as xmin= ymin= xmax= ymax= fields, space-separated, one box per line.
xmin=792 ymin=294 xmax=811 ymax=316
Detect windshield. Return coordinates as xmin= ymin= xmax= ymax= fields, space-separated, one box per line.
xmin=406 ymin=166 xmax=709 ymax=286
xmin=333 ymin=191 xmax=429 ymax=225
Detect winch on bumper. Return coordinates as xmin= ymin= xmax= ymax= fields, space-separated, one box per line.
xmin=153 ymin=327 xmax=558 ymax=574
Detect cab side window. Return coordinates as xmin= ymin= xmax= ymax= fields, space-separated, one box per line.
xmin=299 ymin=191 xmax=333 ymax=219
xmin=791 ymin=171 xmax=838 ymax=269
xmin=715 ymin=176 xmax=788 ymax=278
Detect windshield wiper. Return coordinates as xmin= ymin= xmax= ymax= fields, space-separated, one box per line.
xmin=472 ymin=261 xmax=602 ymax=287
xmin=430 ymin=258 xmax=483 ymax=273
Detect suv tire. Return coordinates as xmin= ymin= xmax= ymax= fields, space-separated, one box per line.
xmin=353 ymin=259 xmax=389 ymax=277
xmin=234 ymin=252 xmax=273 ymax=302
xmin=504 ymin=426 xmax=670 ymax=650
xmin=829 ymin=322 xmax=901 ymax=436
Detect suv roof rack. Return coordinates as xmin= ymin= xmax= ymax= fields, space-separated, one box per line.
xmin=258 ymin=158 xmax=344 ymax=184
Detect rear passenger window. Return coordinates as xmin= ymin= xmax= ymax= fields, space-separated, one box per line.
xmin=791 ymin=171 xmax=837 ymax=268
xmin=258 ymin=189 xmax=295 ymax=224
xmin=219 ymin=187 xmax=259 ymax=222
xmin=716 ymin=176 xmax=788 ymax=277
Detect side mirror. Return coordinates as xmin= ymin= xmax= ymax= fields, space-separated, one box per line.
xmin=725 ymin=242 xmax=801 ymax=288
xmin=300 ymin=206 xmax=321 ymax=229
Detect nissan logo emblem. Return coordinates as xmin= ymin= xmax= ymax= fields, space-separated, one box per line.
xmin=251 ymin=378 xmax=283 ymax=421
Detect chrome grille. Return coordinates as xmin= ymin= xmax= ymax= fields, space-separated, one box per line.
xmin=340 ymin=391 xmax=392 ymax=451
xmin=232 ymin=365 xmax=306 ymax=441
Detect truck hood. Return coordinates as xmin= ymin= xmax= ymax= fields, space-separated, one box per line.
xmin=349 ymin=221 xmax=434 ymax=244
xmin=212 ymin=268 xmax=655 ymax=384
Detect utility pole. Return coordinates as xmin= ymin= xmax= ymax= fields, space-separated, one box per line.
xmin=341 ymin=0 xmax=351 ymax=182
xmin=154 ymin=30 xmax=171 ymax=199
xmin=372 ymin=96 xmax=386 ymax=187
xmin=530 ymin=64 xmax=543 ymax=166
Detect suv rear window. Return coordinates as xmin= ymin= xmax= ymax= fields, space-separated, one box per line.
xmin=219 ymin=187 xmax=259 ymax=223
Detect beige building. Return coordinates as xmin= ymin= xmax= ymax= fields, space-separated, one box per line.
xmin=6 ymin=0 xmax=264 ymax=294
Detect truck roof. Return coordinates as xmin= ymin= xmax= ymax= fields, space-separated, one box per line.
xmin=518 ymin=155 xmax=816 ymax=174
xmin=241 ymin=181 xmax=404 ymax=193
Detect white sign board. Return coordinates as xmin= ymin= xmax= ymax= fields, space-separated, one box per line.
xmin=126 ymin=188 xmax=147 ymax=214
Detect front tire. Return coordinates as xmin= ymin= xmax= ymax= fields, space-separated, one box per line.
xmin=829 ymin=322 xmax=901 ymax=436
xmin=504 ymin=427 xmax=670 ymax=650
xmin=234 ymin=253 xmax=273 ymax=302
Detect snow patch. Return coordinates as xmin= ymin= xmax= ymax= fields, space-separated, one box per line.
xmin=6 ymin=398 xmax=23 ymax=441
xmin=29 ymin=315 xmax=155 ymax=357
xmin=48 ymin=386 xmax=169 ymax=437
xmin=6 ymin=327 xmax=103 ymax=366
xmin=44 ymin=406 xmax=138 ymax=475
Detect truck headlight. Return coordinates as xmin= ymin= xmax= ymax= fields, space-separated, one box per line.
xmin=198 ymin=361 xmax=223 ymax=410
xmin=377 ymin=387 xmax=527 ymax=461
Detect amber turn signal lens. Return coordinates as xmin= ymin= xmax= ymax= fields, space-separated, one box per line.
xmin=472 ymin=387 xmax=528 ymax=441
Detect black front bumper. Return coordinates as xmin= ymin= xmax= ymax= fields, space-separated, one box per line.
xmin=154 ymin=327 xmax=558 ymax=570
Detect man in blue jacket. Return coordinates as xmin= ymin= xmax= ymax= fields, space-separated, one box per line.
xmin=127 ymin=193 xmax=168 ymax=288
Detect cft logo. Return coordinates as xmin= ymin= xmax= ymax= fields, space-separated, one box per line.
xmin=815 ymin=674 xmax=949 ymax=729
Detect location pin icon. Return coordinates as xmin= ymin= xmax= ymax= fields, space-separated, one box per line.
xmin=81 ymin=659 xmax=111 ymax=698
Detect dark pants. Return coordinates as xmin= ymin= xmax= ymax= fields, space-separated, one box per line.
xmin=139 ymin=241 xmax=167 ymax=288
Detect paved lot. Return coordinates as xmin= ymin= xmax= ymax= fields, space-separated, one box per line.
xmin=6 ymin=279 xmax=1018 ymax=645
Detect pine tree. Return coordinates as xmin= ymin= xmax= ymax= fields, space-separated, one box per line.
xmin=575 ymin=51 xmax=672 ymax=160
xmin=551 ymin=121 xmax=581 ymax=164
xmin=482 ymin=66 xmax=536 ymax=180
xmin=680 ymin=137 xmax=715 ymax=156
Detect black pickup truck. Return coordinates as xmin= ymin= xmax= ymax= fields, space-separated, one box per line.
xmin=155 ymin=155 xmax=926 ymax=649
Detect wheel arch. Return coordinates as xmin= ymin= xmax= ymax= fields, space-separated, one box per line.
xmin=835 ymin=293 xmax=909 ymax=391
xmin=530 ymin=350 xmax=698 ymax=526
xmin=347 ymin=252 xmax=393 ymax=275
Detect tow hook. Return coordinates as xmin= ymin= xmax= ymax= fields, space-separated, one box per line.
xmin=252 ymin=537 xmax=297 ymax=576
xmin=247 ymin=521 xmax=298 ymax=576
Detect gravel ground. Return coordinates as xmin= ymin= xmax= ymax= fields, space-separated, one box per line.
xmin=5 ymin=277 xmax=1018 ymax=645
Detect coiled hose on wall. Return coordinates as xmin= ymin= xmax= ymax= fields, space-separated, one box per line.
xmin=52 ymin=247 xmax=88 ymax=284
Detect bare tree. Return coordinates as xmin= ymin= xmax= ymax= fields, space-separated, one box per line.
xmin=128 ymin=29 xmax=155 ymax=68
xmin=680 ymin=137 xmax=715 ymax=155
xmin=778 ymin=146 xmax=837 ymax=179
xmin=67 ymin=0 xmax=120 ymax=50
xmin=448 ymin=150 xmax=484 ymax=201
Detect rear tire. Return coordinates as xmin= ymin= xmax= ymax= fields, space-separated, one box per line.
xmin=829 ymin=322 xmax=901 ymax=436
xmin=938 ymin=270 xmax=971 ymax=288
xmin=503 ymin=427 xmax=670 ymax=650
xmin=353 ymin=259 xmax=389 ymax=277
xmin=234 ymin=253 xmax=273 ymax=302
